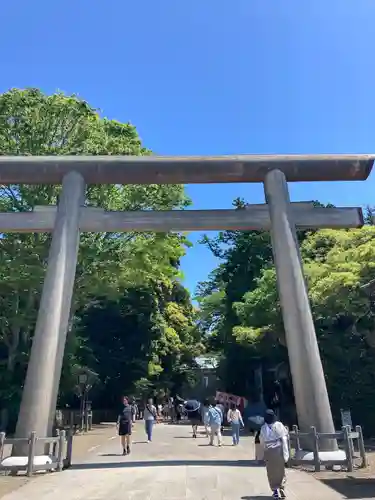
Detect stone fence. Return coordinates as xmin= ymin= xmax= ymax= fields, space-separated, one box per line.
xmin=288 ymin=424 xmax=367 ymax=472
xmin=0 ymin=429 xmax=73 ymax=477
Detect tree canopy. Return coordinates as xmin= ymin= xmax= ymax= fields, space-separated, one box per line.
xmin=197 ymin=204 xmax=375 ymax=434
xmin=0 ymin=88 xmax=199 ymax=430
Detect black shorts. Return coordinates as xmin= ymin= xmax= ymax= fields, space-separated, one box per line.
xmin=189 ymin=411 xmax=201 ymax=425
xmin=119 ymin=421 xmax=132 ymax=436
xmin=190 ymin=418 xmax=201 ymax=426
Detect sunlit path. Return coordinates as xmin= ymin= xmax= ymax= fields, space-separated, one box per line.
xmin=1 ymin=423 xmax=352 ymax=499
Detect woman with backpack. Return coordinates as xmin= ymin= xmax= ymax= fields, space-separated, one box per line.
xmin=260 ymin=409 xmax=289 ymax=499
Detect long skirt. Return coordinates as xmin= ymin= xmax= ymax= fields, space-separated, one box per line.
xmin=264 ymin=445 xmax=286 ymax=491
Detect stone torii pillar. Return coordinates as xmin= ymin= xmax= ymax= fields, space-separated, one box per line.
xmin=14 ymin=171 xmax=85 ymax=454
xmin=264 ymin=169 xmax=336 ymax=449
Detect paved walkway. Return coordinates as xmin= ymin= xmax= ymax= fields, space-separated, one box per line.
xmin=0 ymin=423 xmax=356 ymax=499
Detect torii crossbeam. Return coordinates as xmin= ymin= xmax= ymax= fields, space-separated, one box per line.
xmin=0 ymin=204 xmax=363 ymax=232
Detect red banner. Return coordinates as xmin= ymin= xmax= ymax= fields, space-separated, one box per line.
xmin=215 ymin=391 xmax=247 ymax=411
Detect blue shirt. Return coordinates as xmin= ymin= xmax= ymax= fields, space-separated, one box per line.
xmin=208 ymin=406 xmax=223 ymax=426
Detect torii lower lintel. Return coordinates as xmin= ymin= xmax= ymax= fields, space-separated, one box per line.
xmin=0 ymin=204 xmax=363 ymax=233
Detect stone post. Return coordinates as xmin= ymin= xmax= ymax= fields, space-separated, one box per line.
xmin=263 ymin=169 xmax=336 ymax=450
xmin=14 ymin=171 xmax=85 ymax=454
xmin=46 ymin=187 xmax=86 ymax=436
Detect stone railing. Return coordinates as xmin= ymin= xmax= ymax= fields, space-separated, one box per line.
xmin=56 ymin=409 xmax=93 ymax=434
xmin=288 ymin=425 xmax=367 ymax=472
xmin=0 ymin=429 xmax=73 ymax=477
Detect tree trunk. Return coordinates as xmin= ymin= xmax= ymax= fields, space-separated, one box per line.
xmin=1 ymin=326 xmax=20 ymax=432
xmin=0 ymin=409 xmax=8 ymax=432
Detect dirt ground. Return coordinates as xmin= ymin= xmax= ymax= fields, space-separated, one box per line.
xmin=0 ymin=423 xmax=116 ymax=499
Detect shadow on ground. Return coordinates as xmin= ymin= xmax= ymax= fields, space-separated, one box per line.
xmin=241 ymin=497 xmax=270 ymax=499
xmin=72 ymin=459 xmax=263 ymax=470
xmin=173 ymin=436 xmax=205 ymax=439
xmin=197 ymin=443 xmax=235 ymax=448
xmin=321 ymin=477 xmax=375 ymax=499
xmin=173 ymin=429 xmax=236 ymax=438
xmin=100 ymin=454 xmax=123 ymax=457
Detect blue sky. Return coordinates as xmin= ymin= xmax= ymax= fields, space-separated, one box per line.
xmin=2 ymin=0 xmax=375 ymax=296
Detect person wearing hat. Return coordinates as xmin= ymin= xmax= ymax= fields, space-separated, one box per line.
xmin=259 ymin=409 xmax=289 ymax=499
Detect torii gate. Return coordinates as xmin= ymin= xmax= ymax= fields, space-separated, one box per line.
xmin=0 ymin=154 xmax=372 ymax=454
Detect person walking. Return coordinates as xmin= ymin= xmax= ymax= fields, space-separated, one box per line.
xmin=131 ymin=398 xmax=138 ymax=423
xmin=217 ymin=400 xmax=226 ymax=434
xmin=144 ymin=398 xmax=157 ymax=442
xmin=116 ymin=396 xmax=134 ymax=456
xmin=176 ymin=403 xmax=183 ymax=423
xmin=168 ymin=397 xmax=176 ymax=422
xmin=260 ymin=409 xmax=289 ymax=499
xmin=183 ymin=399 xmax=202 ymax=438
xmin=157 ymin=402 xmax=163 ymax=418
xmin=162 ymin=402 xmax=169 ymax=420
xmin=207 ymin=401 xmax=223 ymax=447
xmin=139 ymin=400 xmax=144 ymax=420
xmin=227 ymin=402 xmax=244 ymax=446
xmin=202 ymin=399 xmax=210 ymax=437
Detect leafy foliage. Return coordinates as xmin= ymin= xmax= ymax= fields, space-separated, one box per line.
xmin=0 ymin=88 xmax=196 ymax=429
xmin=197 ymin=206 xmax=375 ymax=433
xmin=72 ymin=281 xmax=201 ymax=408
xmin=196 ymin=223 xmax=275 ymax=396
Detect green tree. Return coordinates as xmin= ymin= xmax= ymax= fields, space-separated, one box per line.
xmin=197 ymin=197 xmax=375 ymax=432
xmin=75 ymin=280 xmax=201 ymax=408
xmin=363 ymin=205 xmax=375 ymax=225
xmin=232 ymin=226 xmax=375 ymax=432
xmin=197 ymin=199 xmax=274 ymax=396
xmin=0 ymin=88 xmax=191 ymax=429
